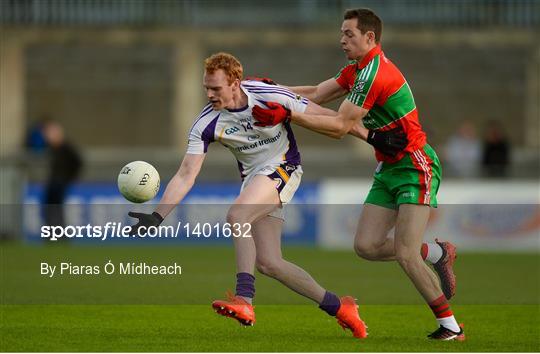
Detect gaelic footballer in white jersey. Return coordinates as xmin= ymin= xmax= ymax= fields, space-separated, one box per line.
xmin=187 ymin=80 xmax=308 ymax=204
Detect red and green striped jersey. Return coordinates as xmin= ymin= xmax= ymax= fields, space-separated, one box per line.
xmin=335 ymin=45 xmax=427 ymax=163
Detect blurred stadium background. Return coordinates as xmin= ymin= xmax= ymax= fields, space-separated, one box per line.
xmin=0 ymin=0 xmax=539 ymax=250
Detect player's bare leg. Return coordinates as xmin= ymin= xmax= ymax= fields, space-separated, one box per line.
xmin=354 ymin=204 xmax=448 ymax=263
xmin=212 ymin=175 xmax=282 ymax=325
xmin=219 ymin=175 xmax=366 ymax=337
xmin=252 ymin=215 xmax=367 ymax=338
xmin=354 ymin=204 xmax=457 ymax=298
xmin=252 ymin=215 xmax=326 ymax=302
xmin=231 ymin=174 xmax=327 ymax=303
xmin=394 ymin=204 xmax=463 ymax=340
xmin=354 ymin=204 xmax=397 ymax=261
xmin=394 ymin=204 xmax=440 ymax=300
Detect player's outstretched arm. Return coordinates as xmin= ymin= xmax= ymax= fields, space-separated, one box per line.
xmin=294 ymin=104 xmax=407 ymax=153
xmin=292 ymin=99 xmax=368 ymax=139
xmin=253 ymin=101 xmax=408 ymax=155
xmin=129 ymin=153 xmax=205 ymax=235
xmin=253 ymin=99 xmax=365 ymax=139
xmin=153 ymin=153 xmax=205 ymax=218
xmin=348 ymin=121 xmax=369 ymax=141
xmin=304 ymin=100 xmax=339 ymax=117
xmin=288 ymin=78 xmax=347 ymax=105
xmin=306 ymin=100 xmax=369 ymax=140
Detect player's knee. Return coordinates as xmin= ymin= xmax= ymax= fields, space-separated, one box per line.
xmin=226 ymin=206 xmax=249 ymax=225
xmin=255 ymin=258 xmax=282 ymax=278
xmin=354 ymin=239 xmax=380 ymax=260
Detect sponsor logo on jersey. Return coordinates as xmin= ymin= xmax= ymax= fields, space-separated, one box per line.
xmin=257 ymin=131 xmax=281 ymax=146
xmin=235 ymin=131 xmax=282 ymax=152
xmin=247 ymin=134 xmax=260 ymax=141
xmin=225 ymin=126 xmax=240 ymax=135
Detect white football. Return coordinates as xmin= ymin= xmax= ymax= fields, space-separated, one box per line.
xmin=117 ymin=161 xmax=160 ymax=203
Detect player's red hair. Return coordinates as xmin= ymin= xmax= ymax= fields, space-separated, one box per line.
xmin=204 ymin=52 xmax=243 ymax=84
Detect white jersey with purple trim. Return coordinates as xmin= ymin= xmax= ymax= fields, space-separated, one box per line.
xmin=186 ymin=80 xmax=308 ymax=178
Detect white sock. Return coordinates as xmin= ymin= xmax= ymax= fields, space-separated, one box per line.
xmin=437 ymin=315 xmax=460 ymax=332
xmin=425 ymin=243 xmax=443 ymax=264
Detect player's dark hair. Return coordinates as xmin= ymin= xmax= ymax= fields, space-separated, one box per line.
xmin=344 ymin=8 xmax=382 ymax=43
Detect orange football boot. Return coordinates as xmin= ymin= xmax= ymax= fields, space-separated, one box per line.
xmin=335 ymin=296 xmax=368 ymax=339
xmin=433 ymin=238 xmax=457 ymax=300
xmin=211 ymin=291 xmax=255 ymax=326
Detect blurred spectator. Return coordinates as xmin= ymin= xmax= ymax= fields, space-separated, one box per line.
xmin=444 ymin=120 xmax=481 ymax=178
xmin=482 ymin=120 xmax=511 ymax=178
xmin=42 ymin=120 xmax=83 ymax=227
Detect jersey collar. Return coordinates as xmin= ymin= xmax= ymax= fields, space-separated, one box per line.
xmin=241 ymin=84 xmax=255 ymax=108
xmin=224 ymin=85 xmax=252 ymax=112
xmin=357 ymin=45 xmax=382 ymax=70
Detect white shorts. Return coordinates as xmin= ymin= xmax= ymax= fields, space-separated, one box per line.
xmin=240 ymin=163 xmax=303 ymax=220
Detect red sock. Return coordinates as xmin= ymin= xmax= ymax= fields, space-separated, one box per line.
xmin=429 ymin=294 xmax=453 ymax=318
xmin=421 ymin=243 xmax=428 ymax=260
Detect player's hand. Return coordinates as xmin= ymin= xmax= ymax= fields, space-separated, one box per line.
xmin=367 ymin=128 xmax=408 ymax=157
xmin=252 ymin=102 xmax=291 ymax=127
xmin=128 ymin=211 xmax=164 ymax=236
xmin=245 ymin=76 xmax=277 ymax=85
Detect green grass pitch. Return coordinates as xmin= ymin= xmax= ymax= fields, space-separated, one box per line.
xmin=1 ymin=244 xmax=539 ymax=352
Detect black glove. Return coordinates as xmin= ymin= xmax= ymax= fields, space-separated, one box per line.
xmin=367 ymin=128 xmax=408 ymax=157
xmin=128 ymin=211 xmax=164 ymax=236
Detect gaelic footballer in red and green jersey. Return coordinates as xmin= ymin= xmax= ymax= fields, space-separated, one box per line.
xmin=335 ymin=45 xmax=426 ymax=163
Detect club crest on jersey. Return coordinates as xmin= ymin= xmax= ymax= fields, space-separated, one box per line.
xmin=351 ymin=80 xmax=366 ymax=95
